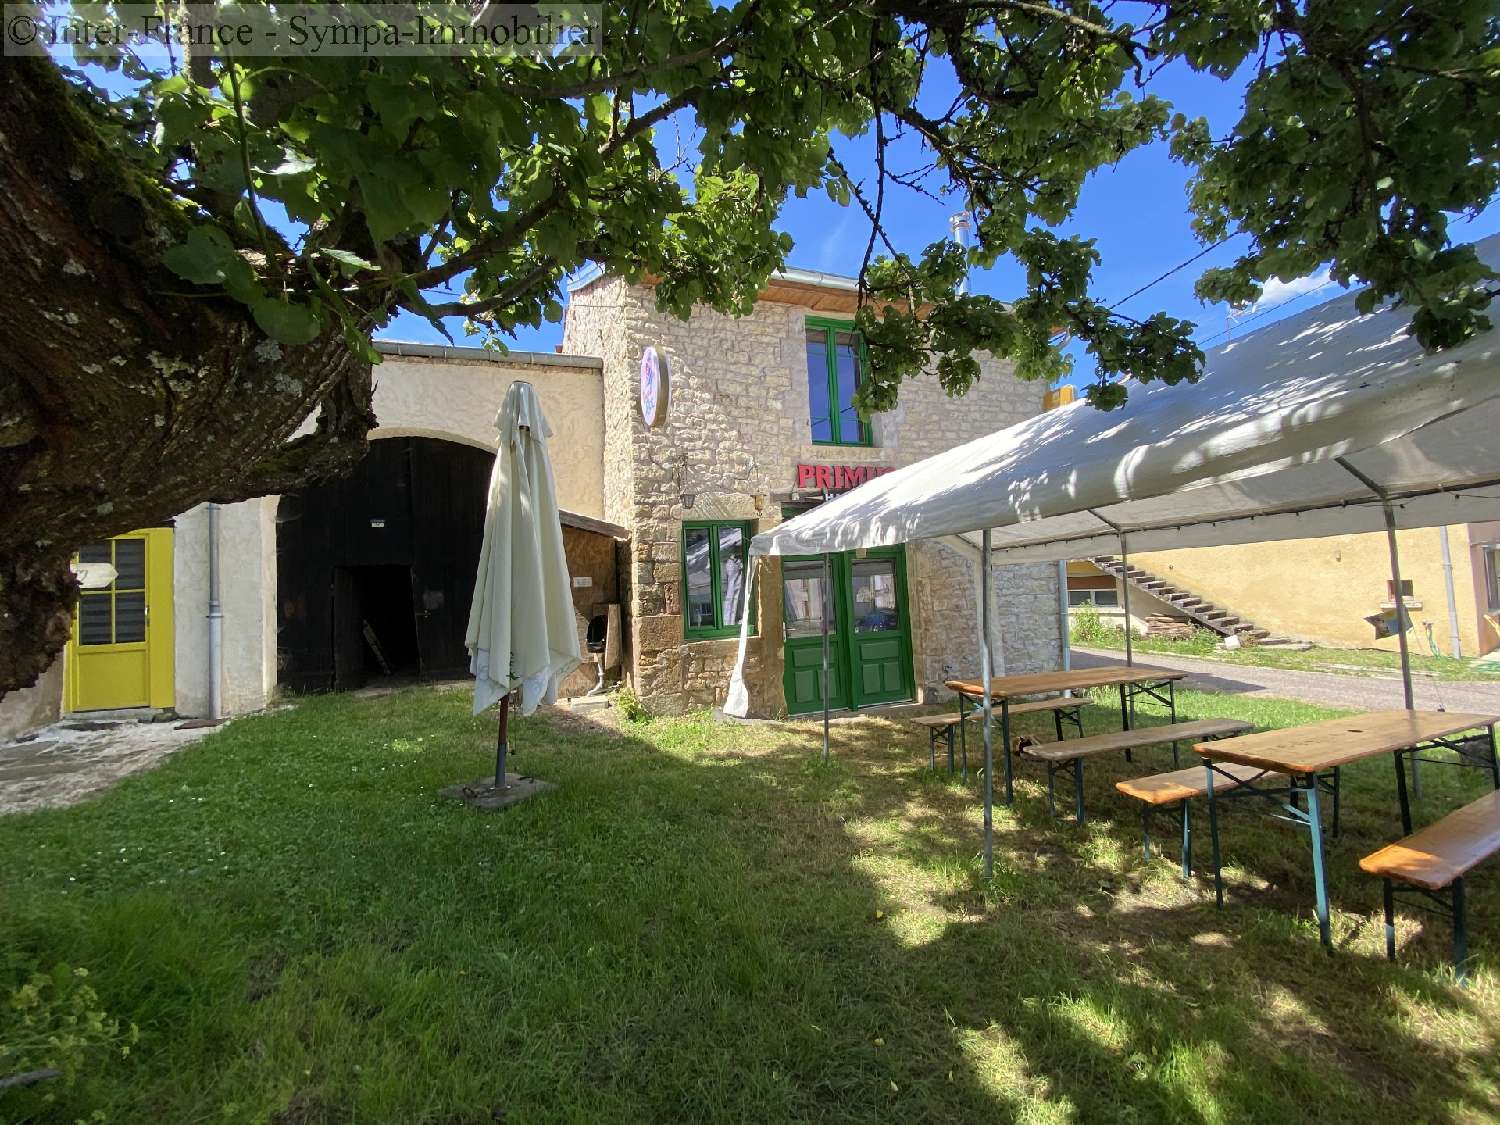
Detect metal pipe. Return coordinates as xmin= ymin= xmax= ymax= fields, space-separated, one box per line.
xmin=1119 ymin=533 xmax=1133 ymax=666
xmin=821 ymin=552 xmax=832 ymax=763
xmin=207 ymin=502 xmax=223 ymax=720
xmin=1382 ymin=504 xmax=1416 ymax=711
xmin=950 ymin=212 xmax=973 ymax=296
xmin=1440 ymin=525 xmax=1463 ymax=658
xmin=981 ymin=528 xmax=994 ymax=878
xmin=1058 ymin=559 xmax=1072 ymax=673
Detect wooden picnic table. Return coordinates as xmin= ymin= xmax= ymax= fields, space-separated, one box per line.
xmin=944 ymin=663 xmax=1187 ymax=804
xmin=1194 ymin=708 xmax=1500 ymax=948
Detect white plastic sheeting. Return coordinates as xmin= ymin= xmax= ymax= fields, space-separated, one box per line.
xmin=723 ymin=235 xmax=1500 ymax=717
xmin=749 ymin=234 xmax=1500 ymax=564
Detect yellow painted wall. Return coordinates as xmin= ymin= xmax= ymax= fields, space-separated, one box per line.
xmin=1133 ymin=526 xmax=1488 ymax=655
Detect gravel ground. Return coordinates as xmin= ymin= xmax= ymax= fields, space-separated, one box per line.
xmin=1072 ymin=645 xmax=1500 ymax=714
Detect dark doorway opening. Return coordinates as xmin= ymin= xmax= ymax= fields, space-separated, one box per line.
xmin=277 ymin=437 xmax=492 ymax=693
xmin=334 ymin=565 xmax=421 ymax=689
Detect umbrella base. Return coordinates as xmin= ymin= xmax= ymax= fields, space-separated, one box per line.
xmin=440 ymin=774 xmax=554 ymax=812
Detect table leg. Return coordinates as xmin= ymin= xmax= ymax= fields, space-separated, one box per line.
xmin=946 ymin=727 xmax=955 ymax=774
xmin=1118 ymin=683 xmax=1132 ymax=763
xmin=1382 ymin=878 xmax=1395 ymax=961
xmin=1052 ymin=710 xmax=1064 ymax=742
xmin=1331 ymin=766 xmax=1341 ymax=839
xmin=1394 ymin=750 xmax=1412 ymax=835
xmin=1168 ymin=680 xmax=1179 ymax=766
xmin=1073 ymin=759 xmax=1086 ymax=825
xmin=1454 ymin=877 xmax=1469 ymax=984
xmin=1001 ymin=699 xmax=1015 ymax=806
xmin=1489 ymin=724 xmax=1499 ymax=791
xmin=1304 ymin=771 xmax=1332 ymax=949
xmin=958 ymin=692 xmax=968 ymax=782
xmin=1046 ymin=763 xmax=1058 ymax=818
xmin=1205 ymin=761 xmax=1224 ymax=908
xmin=1180 ymin=799 xmax=1192 ymax=880
xmin=929 ymin=728 xmax=937 ymax=772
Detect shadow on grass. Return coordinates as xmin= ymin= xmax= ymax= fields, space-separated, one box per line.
xmin=1 ymin=685 xmax=1498 ymax=1121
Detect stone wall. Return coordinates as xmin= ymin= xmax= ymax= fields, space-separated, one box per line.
xmin=563 ymin=276 xmax=1059 ymax=714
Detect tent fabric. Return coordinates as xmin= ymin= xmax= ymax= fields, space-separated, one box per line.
xmin=723 ymin=235 xmax=1500 ymax=717
xmin=466 ymin=381 xmax=582 ymax=717
xmin=749 ymin=234 xmax=1500 ymax=564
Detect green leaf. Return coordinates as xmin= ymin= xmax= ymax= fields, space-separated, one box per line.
xmin=252 ymin=297 xmax=322 ymax=345
xmin=161 ymin=226 xmax=241 ymax=286
xmin=315 ymin=248 xmax=378 ymax=272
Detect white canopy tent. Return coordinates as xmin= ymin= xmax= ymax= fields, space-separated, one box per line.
xmin=724 ymin=234 xmax=1500 ymax=875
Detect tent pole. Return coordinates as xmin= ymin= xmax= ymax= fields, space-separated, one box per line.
xmin=821 ymin=552 xmax=832 ymax=763
xmin=981 ymin=529 xmax=995 ymax=879
xmin=1058 ymin=559 xmax=1072 ymax=674
xmin=1336 ymin=457 xmax=1419 ymax=796
xmin=495 ymin=693 xmax=510 ymax=790
xmin=1119 ymin=532 xmax=1134 ymax=666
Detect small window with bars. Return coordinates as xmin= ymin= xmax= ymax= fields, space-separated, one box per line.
xmin=76 ymin=539 xmax=147 ymax=646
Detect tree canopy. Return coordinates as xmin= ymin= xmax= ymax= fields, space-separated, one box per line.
xmin=1 ymin=0 xmax=1498 ymax=692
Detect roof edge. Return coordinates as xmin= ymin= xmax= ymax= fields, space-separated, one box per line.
xmin=375 ymin=340 xmax=602 ymax=370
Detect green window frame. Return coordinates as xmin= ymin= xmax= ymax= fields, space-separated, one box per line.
xmin=682 ymin=520 xmax=757 ymax=639
xmin=805 ymin=317 xmax=874 ymax=447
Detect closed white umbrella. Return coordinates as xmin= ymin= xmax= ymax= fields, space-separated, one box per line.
xmin=466 ymin=381 xmax=581 ymax=790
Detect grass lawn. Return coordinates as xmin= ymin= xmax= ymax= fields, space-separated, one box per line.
xmin=1078 ymin=625 xmax=1499 ymax=682
xmin=4 ymin=684 xmax=1500 ymax=1122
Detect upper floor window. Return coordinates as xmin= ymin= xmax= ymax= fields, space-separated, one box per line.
xmin=805 ymin=320 xmax=872 ymax=447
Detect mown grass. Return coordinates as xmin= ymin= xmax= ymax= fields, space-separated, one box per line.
xmin=3 ymin=683 xmax=1500 ymax=1122
xmin=1078 ymin=624 xmax=1498 ymax=682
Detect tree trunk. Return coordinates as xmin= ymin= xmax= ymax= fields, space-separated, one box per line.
xmin=0 ymin=57 xmax=378 ymax=697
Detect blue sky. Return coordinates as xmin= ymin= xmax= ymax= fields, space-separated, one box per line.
xmin=386 ymin=54 xmax=1500 ymax=391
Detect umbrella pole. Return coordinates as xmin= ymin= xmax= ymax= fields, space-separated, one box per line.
xmin=495 ymin=693 xmax=510 ymax=791
xmin=821 ymin=553 xmax=832 ymax=763
xmin=981 ymin=529 xmax=995 ymax=880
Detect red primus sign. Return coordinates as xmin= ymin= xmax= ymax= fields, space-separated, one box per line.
xmin=796 ymin=463 xmax=893 ymax=492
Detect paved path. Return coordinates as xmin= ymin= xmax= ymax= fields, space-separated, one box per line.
xmin=0 ymin=716 xmax=222 ymax=815
xmin=1072 ymin=646 xmax=1500 ymax=714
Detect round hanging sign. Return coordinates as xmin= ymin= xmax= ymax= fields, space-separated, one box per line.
xmin=639 ymin=346 xmax=670 ymax=427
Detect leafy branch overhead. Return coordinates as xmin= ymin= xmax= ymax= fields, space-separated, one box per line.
xmin=73 ymin=0 xmax=1500 ymax=410
xmin=1 ymin=0 xmax=1497 ymax=697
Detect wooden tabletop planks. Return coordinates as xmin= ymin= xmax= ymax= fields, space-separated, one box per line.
xmin=944 ymin=663 xmax=1184 ymax=700
xmin=1194 ymin=709 xmax=1500 ymax=775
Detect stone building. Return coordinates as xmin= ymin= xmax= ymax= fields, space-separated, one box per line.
xmin=1 ymin=266 xmax=1061 ymax=737
xmin=561 ymin=266 xmax=1061 ymax=715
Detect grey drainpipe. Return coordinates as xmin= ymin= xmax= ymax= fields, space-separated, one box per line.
xmin=207 ymin=503 xmax=223 ymax=719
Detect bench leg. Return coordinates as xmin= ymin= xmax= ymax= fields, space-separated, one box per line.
xmin=1074 ymin=758 xmax=1086 ymax=826
xmin=1304 ymin=771 xmax=1332 ymax=949
xmin=1180 ymin=799 xmax=1192 ymax=880
xmin=1053 ymin=710 xmax=1064 ymax=742
xmin=1331 ymin=766 xmax=1341 ymax=840
xmin=1382 ymin=878 xmax=1396 ymax=961
xmin=1140 ymin=806 xmax=1152 ymax=860
xmin=1454 ymin=877 xmax=1470 ymax=985
xmin=958 ymin=695 xmax=968 ymax=782
xmin=1205 ymin=763 xmax=1224 ymax=908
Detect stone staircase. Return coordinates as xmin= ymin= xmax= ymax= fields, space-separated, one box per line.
xmin=1089 ymin=556 xmax=1293 ymax=646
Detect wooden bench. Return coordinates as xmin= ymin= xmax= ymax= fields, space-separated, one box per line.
xmin=1360 ymin=789 xmax=1500 ymax=982
xmin=1021 ymin=719 xmax=1254 ymax=824
xmin=922 ymin=696 xmax=1093 ymax=777
xmin=1115 ymin=762 xmax=1284 ymax=878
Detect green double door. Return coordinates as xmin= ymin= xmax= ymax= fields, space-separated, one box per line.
xmin=782 ymin=547 xmax=915 ymax=715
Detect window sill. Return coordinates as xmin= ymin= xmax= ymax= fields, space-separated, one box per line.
xmin=1380 ymin=600 xmax=1423 ymax=611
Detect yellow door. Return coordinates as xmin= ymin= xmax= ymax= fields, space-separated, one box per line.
xmin=65 ymin=528 xmax=175 ymax=712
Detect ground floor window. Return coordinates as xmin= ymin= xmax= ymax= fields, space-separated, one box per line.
xmin=1067 ymin=588 xmax=1120 ymax=608
xmin=1485 ymin=547 xmax=1500 ymax=612
xmin=683 ymin=521 xmax=753 ymax=638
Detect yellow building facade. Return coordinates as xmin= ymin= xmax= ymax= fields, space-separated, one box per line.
xmin=1129 ymin=522 xmax=1500 ymax=657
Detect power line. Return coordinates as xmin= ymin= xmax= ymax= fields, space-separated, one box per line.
xmin=1196 ymin=280 xmax=1336 ymax=346
xmin=1108 ymin=234 xmax=1236 ymax=310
